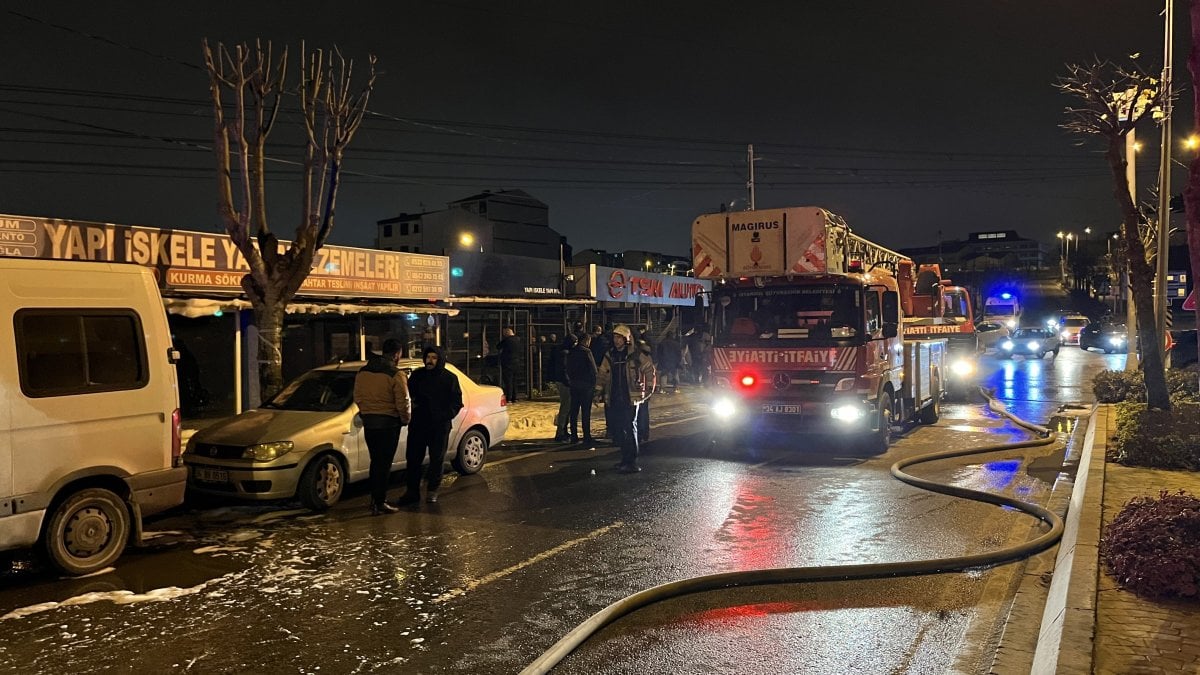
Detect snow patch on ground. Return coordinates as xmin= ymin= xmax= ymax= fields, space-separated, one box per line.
xmin=0 ymin=582 xmax=213 ymax=621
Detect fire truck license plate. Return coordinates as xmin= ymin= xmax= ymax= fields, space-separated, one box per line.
xmin=761 ymin=404 xmax=802 ymax=414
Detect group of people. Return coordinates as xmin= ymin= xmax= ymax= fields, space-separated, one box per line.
xmin=542 ymin=323 xmax=661 ymax=474
xmin=352 ymin=339 xmax=464 ymax=515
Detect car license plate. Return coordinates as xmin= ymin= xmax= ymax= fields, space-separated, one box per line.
xmin=762 ymin=403 xmax=802 ymax=414
xmin=193 ymin=467 xmax=229 ymax=483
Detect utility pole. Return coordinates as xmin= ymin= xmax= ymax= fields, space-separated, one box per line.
xmin=747 ymin=144 xmax=758 ymax=210
xmin=1155 ymin=0 xmax=1175 ymax=362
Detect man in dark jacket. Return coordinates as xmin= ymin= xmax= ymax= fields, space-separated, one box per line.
xmin=551 ymin=333 xmax=575 ymax=442
xmin=497 ymin=327 xmax=520 ymax=402
xmin=398 ymin=346 xmax=464 ymax=505
xmin=566 ymin=334 xmax=598 ymax=445
xmin=655 ymin=334 xmax=683 ymax=393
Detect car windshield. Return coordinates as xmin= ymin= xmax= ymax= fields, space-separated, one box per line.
xmin=1013 ymin=329 xmax=1051 ymax=339
xmin=987 ymin=303 xmax=1016 ymax=316
xmin=1064 ymin=318 xmax=1088 ymax=327
xmin=714 ymin=285 xmax=863 ymax=345
xmin=262 ymin=370 xmax=357 ymax=412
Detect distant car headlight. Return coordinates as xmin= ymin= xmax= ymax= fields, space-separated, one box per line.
xmin=950 ymin=359 xmax=975 ymax=377
xmin=830 ymin=404 xmax=866 ymax=423
xmin=1108 ymin=336 xmax=1126 ymax=346
xmin=1005 ymin=319 xmax=1017 ymax=329
xmin=1027 ymin=340 xmax=1041 ymax=351
xmin=713 ymin=397 xmax=738 ymax=419
xmin=1001 ymin=340 xmax=1015 ymax=351
xmin=1061 ymin=330 xmax=1070 ymax=339
xmin=243 ymin=441 xmax=295 ymax=461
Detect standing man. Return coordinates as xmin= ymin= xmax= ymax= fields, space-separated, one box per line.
xmin=497 ymin=327 xmax=520 ymax=402
xmin=551 ymin=333 xmax=575 ymax=442
xmin=596 ymin=324 xmax=655 ymax=474
xmin=353 ymin=339 xmax=410 ymax=515
xmin=567 ymin=333 xmax=598 ymax=445
xmin=656 ymin=332 xmax=683 ymax=393
xmin=398 ymin=346 xmax=464 ymax=505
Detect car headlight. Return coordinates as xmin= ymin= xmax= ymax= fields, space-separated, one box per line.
xmin=950 ymin=359 xmax=975 ymax=377
xmin=1027 ymin=340 xmax=1041 ymax=351
xmin=1006 ymin=319 xmax=1017 ymax=329
xmin=1001 ymin=340 xmax=1014 ymax=351
xmin=1108 ymin=336 xmax=1126 ymax=345
xmin=830 ymin=404 xmax=866 ymax=423
xmin=712 ymin=397 xmax=738 ymax=419
xmin=1061 ymin=330 xmax=1070 ymax=339
xmin=243 ymin=441 xmax=295 ymax=461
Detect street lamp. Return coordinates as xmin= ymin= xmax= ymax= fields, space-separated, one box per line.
xmin=459 ymin=232 xmax=475 ymax=247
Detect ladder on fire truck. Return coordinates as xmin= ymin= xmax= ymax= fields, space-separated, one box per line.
xmin=827 ymin=210 xmax=909 ymax=272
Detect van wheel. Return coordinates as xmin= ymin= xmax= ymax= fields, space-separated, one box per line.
xmin=918 ymin=381 xmax=941 ymax=425
xmin=43 ymin=488 xmax=130 ymax=576
xmin=452 ymin=429 xmax=488 ymax=475
xmin=297 ymin=455 xmax=345 ymax=511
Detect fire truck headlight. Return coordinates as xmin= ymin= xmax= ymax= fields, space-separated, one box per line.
xmin=831 ymin=404 xmax=866 ymax=423
xmin=713 ymin=397 xmax=738 ymax=419
xmin=950 ymin=359 xmax=974 ymax=377
xmin=834 ymin=377 xmax=857 ymax=392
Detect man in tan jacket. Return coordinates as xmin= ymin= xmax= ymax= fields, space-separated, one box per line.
xmin=354 ymin=339 xmax=411 ymax=514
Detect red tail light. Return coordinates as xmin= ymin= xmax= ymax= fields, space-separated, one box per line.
xmin=500 ymin=394 xmax=508 ymax=407
xmin=738 ymin=373 xmax=757 ymax=388
xmin=171 ymin=408 xmax=182 ymax=467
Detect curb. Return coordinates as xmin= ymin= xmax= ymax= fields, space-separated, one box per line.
xmin=1029 ymin=405 xmax=1107 ymax=674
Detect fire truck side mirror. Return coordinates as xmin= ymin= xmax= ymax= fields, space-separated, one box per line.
xmin=882 ymin=322 xmax=899 ymax=339
xmin=882 ymin=291 xmax=900 ymax=322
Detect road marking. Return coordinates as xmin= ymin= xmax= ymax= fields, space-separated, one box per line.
xmin=432 ymin=521 xmax=624 ymax=603
xmin=650 ymin=413 xmax=707 ymax=429
xmin=488 ymin=450 xmax=548 ymax=467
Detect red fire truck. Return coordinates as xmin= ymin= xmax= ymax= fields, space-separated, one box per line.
xmin=693 ymin=206 xmax=945 ymax=452
xmin=900 ymin=263 xmax=980 ymax=399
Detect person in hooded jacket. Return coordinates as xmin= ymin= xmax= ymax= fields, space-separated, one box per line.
xmin=398 ymin=346 xmax=464 ymax=505
xmin=595 ymin=324 xmax=656 ymax=473
xmin=353 ymin=339 xmax=411 ymax=515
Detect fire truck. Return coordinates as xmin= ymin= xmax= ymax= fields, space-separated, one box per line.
xmin=899 ymin=264 xmax=980 ymax=399
xmin=693 ymin=206 xmax=945 ymax=452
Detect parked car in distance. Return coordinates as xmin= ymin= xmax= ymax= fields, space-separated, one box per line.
xmin=1168 ymin=329 xmax=1197 ymax=369
xmin=184 ymin=360 xmax=508 ymax=510
xmin=1079 ymin=321 xmax=1128 ymax=354
xmin=1056 ymin=314 xmax=1090 ymax=345
xmin=999 ymin=328 xmax=1061 ymax=360
xmin=974 ymin=320 xmax=1011 ymax=351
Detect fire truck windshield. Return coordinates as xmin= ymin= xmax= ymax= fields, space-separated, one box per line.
xmin=714 ymin=285 xmax=863 ymax=346
xmin=942 ymin=289 xmax=970 ymax=320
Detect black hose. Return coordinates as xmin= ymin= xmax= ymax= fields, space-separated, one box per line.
xmin=519 ymin=392 xmax=1064 ymax=675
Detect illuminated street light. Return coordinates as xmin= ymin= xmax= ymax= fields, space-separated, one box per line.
xmin=1133 ymin=141 xmax=1144 ymax=152
xmin=1185 ymin=135 xmax=1200 ymax=150
xmin=459 ymin=232 xmax=475 ymax=247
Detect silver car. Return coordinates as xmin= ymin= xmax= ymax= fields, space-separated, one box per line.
xmin=184 ymin=360 xmax=509 ymax=510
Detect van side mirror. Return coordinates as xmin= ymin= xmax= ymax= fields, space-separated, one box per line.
xmin=882 ymin=323 xmax=898 ymax=339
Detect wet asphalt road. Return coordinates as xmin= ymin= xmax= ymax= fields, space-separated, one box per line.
xmin=0 ymin=291 xmax=1126 ymax=674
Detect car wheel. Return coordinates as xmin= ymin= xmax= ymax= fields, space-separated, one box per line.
xmin=452 ymin=429 xmax=488 ymax=475
xmin=43 ymin=487 xmax=130 ymax=576
xmin=865 ymin=391 xmax=892 ymax=454
xmin=918 ymin=380 xmax=940 ymax=425
xmin=297 ymin=454 xmax=345 ymax=511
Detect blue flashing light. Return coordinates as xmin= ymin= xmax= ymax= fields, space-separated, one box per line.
xmin=451 ymin=266 xmax=464 ymax=277
xmin=1000 ymin=292 xmax=1012 ymax=300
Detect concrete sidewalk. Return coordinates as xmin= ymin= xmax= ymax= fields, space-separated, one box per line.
xmin=998 ymin=405 xmax=1200 ymax=674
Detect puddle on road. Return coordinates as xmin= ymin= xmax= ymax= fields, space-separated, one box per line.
xmin=947 ymin=413 xmax=1084 ymax=496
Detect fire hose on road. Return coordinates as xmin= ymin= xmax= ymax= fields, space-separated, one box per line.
xmin=520 ymin=391 xmax=1065 ymax=675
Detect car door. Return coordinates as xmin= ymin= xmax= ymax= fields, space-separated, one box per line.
xmin=390 ymin=366 xmax=416 ymax=471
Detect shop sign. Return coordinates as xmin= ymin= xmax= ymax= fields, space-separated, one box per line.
xmin=0 ymin=215 xmax=449 ymax=300
xmin=593 ymin=265 xmax=709 ymax=307
xmin=449 ymin=251 xmax=563 ymax=297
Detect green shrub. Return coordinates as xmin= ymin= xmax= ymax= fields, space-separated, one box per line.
xmin=1092 ymin=366 xmax=1199 ymax=404
xmin=1102 ymin=490 xmax=1200 ymax=599
xmin=1109 ymin=401 xmax=1200 ymax=470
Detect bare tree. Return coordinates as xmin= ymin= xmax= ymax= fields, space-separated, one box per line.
xmin=1058 ymin=60 xmax=1171 ymax=410
xmin=1185 ymin=1 xmax=1200 ymax=386
xmin=202 ymin=40 xmax=376 ymax=398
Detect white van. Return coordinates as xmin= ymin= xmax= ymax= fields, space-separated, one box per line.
xmin=0 ymin=259 xmax=185 ymax=574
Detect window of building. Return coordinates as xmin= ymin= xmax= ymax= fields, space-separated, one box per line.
xmin=15 ymin=310 xmax=148 ymax=397
xmin=413 ymin=223 xmax=420 ymax=234
xmin=400 ymin=222 xmax=409 ymax=236
xmin=383 ymin=224 xmax=392 ymax=237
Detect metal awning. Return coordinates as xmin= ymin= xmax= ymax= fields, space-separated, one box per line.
xmin=163 ymin=297 xmax=458 ymax=318
xmin=446 ymin=296 xmax=596 ymax=305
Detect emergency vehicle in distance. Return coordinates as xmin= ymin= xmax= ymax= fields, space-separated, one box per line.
xmin=900 ymin=264 xmax=980 ymax=399
xmin=983 ymin=289 xmax=1021 ymax=329
xmin=693 ymin=206 xmax=945 ymax=452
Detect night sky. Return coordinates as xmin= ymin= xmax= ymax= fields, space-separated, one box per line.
xmin=1 ymin=1 xmax=1185 ymax=258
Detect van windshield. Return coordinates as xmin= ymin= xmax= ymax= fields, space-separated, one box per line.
xmin=262 ymin=370 xmax=357 ymax=412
